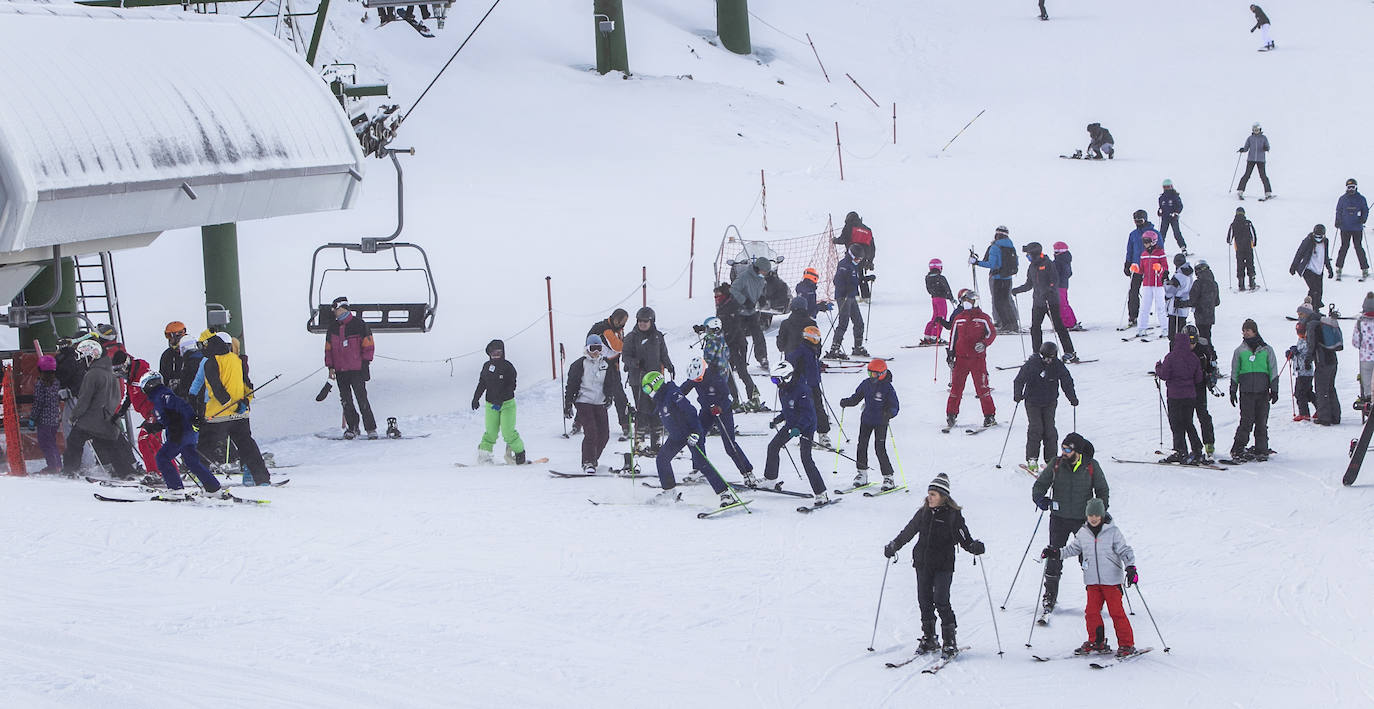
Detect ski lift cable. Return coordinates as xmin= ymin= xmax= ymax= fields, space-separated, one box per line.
xmin=401 ymin=0 xmax=505 ymax=126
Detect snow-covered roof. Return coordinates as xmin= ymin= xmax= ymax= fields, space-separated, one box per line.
xmin=0 ymin=1 xmax=365 ymax=263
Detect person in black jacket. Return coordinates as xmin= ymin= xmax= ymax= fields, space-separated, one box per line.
xmin=1289 ymin=225 xmax=1333 ymax=309
xmin=1085 ymin=123 xmax=1114 ymax=159
xmin=1011 ymin=242 xmax=1078 ymax=361
xmin=564 ymin=335 xmax=630 ymax=473
xmin=159 ymin=321 xmax=187 ymax=390
xmin=623 ymin=307 xmax=675 ymax=449
xmin=1250 ymin=4 xmax=1273 ymax=51
xmin=884 ymin=473 xmax=986 ymax=657
xmin=1190 ymin=260 xmax=1221 ymax=344
xmin=1013 ymin=341 xmax=1078 ymax=473
xmin=833 ymin=211 xmax=876 ymax=300
xmin=1227 ymin=208 xmax=1258 ymax=292
xmin=775 ymin=296 xmax=815 ymax=359
xmin=472 ymin=339 xmax=526 ymax=465
xmin=716 ymin=285 xmax=761 ymax=409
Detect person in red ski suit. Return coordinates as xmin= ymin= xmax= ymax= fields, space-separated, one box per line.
xmin=946 ymin=290 xmax=998 ymax=428
xmin=112 ymin=352 xmax=171 ymax=477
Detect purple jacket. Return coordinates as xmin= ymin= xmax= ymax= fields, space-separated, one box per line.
xmin=1154 ymin=333 xmax=1202 ymax=399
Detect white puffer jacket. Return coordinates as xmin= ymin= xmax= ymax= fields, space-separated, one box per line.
xmin=1060 ymin=522 xmax=1135 ymax=586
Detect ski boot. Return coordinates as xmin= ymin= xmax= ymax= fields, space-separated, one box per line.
xmin=1264 ymin=192 xmax=1274 ymax=200
xmin=741 ymin=469 xmax=760 ymax=488
xmin=1025 ymin=458 xmax=1039 ymax=473
xmin=1115 ymin=645 xmax=1138 ymax=658
xmin=1182 ymin=451 xmax=1202 ymax=466
xmin=916 ymin=635 xmax=940 ymax=654
xmin=1363 ymin=269 xmax=1370 ymax=280
xmin=945 ymin=414 xmax=958 ymax=429
xmin=366 ymin=429 xmax=379 ymax=440
xmin=825 ymin=345 xmax=848 ymax=360
xmin=817 ymin=432 xmax=833 ymax=449
xmin=583 ymin=462 xmax=597 ymax=476
xmin=853 ymin=468 xmax=869 ymax=487
xmin=343 ymin=428 xmax=359 ymax=440
xmin=1062 ymin=352 xmax=1080 ymax=364
xmin=918 ymin=336 xmax=940 ymax=346
xmin=757 ymin=357 xmax=769 ymax=371
xmin=653 ymin=488 xmax=682 ymax=505
xmin=1160 ymin=451 xmax=1185 ymax=464
xmin=1337 ymin=268 xmax=1343 ymax=281
xmin=880 ymin=474 xmax=896 ymax=492
xmin=983 ymin=415 xmax=996 ymax=427
xmin=1203 ymin=443 xmax=1215 ymax=462
xmin=1236 ymin=190 xmax=1245 ymax=200
xmin=852 ymin=344 xmax=870 ymax=357
xmin=1074 ymin=639 xmax=1113 ymax=655
xmin=941 ymin=628 xmax=959 ymax=657
xmin=476 ymin=449 xmax=495 ymax=465
xmin=718 ymin=491 xmax=735 ymax=508
xmin=514 ymin=450 xmax=528 ymax=465
xmin=812 ymin=491 xmax=831 ymax=508
xmin=386 ymin=417 xmax=402 ymax=439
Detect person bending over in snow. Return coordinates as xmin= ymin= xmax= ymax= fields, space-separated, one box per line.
xmin=680 ymin=356 xmax=755 ymax=487
xmin=1042 ymin=498 xmax=1140 ymax=658
xmin=472 ymin=339 xmax=527 ymax=465
xmin=1249 ymin=4 xmax=1273 ymax=51
xmin=884 ymin=473 xmax=985 ymax=658
xmin=839 ymin=358 xmax=900 ymax=491
xmin=1085 ymin=122 xmax=1114 ymax=160
xmin=641 ymin=371 xmax=736 ymax=509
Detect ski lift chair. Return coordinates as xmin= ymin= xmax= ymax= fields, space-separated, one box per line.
xmin=362 ymin=0 xmax=454 ymax=29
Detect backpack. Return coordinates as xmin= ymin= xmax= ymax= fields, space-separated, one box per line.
xmin=849 ymin=225 xmax=873 ymax=247
xmin=1320 ymin=315 xmax=1345 ymax=351
xmin=998 ymin=244 xmax=1019 ymax=277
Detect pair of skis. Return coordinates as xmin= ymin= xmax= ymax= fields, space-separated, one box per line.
xmin=885 ymin=646 xmax=969 ymax=674
xmin=943 ymin=422 xmax=998 ymax=435
xmin=1032 ymin=646 xmax=1153 ymax=669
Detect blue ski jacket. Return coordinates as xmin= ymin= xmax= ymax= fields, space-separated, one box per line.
xmin=840 ymin=374 xmax=900 ymax=426
xmin=653 ymin=381 xmax=705 ymax=439
xmin=976 ymin=237 xmax=1016 ymax=280
xmin=785 ymin=344 xmax=822 ymax=390
xmin=1125 ymin=220 xmax=1156 ymax=270
xmin=833 ymin=256 xmax=862 ymax=299
xmin=148 ymin=383 xmax=199 ymax=445
xmin=680 ymin=368 xmax=733 ymax=412
xmin=1336 ymin=191 xmax=1369 ymax=232
xmin=770 ymin=378 xmax=817 ymax=433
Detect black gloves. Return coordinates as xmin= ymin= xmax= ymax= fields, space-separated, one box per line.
xmin=840 ymin=396 xmax=858 ymax=408
xmin=1124 ymin=565 xmax=1138 ymax=587
xmin=883 ymin=542 xmax=896 ymax=558
xmin=471 ymin=398 xmax=480 ymax=411
xmin=564 ymin=403 xmax=574 ymax=419
xmin=140 ymin=420 xmax=164 ymax=434
xmin=1040 ymin=545 xmax=1058 ymax=560
xmin=968 ymin=540 xmax=986 ymax=555
xmin=1229 ymin=387 xmax=1238 ymax=407
xmin=1035 ymin=496 xmax=1052 ymax=511
xmin=1270 ymin=389 xmax=1279 ymax=405
xmin=361 ymin=360 xmax=371 ymax=381
xmin=1069 ymin=399 xmax=1080 ymax=407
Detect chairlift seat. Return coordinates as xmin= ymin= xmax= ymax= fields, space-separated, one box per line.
xmin=309 ymin=303 xmax=434 ymax=334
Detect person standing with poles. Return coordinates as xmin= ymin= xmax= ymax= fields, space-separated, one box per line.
xmin=1185 ymin=324 xmax=1222 ymax=461
xmin=1040 ymin=498 xmax=1141 ymax=658
xmin=324 ymin=296 xmax=378 ymax=439
xmin=1123 ymin=210 xmax=1155 ymax=329
xmin=1030 ymin=432 xmax=1110 ymax=616
xmin=1013 ymin=342 xmax=1078 ymax=474
xmin=826 ymin=245 xmax=870 ymax=359
xmin=1227 ymin=207 xmax=1259 ymax=292
xmin=763 ymin=361 xmax=830 ymax=507
xmin=640 ymin=371 xmax=736 ymax=509
xmin=1289 ymin=225 xmax=1333 ymax=310
xmin=1334 ymin=178 xmax=1369 ymax=281
xmin=883 ymin=473 xmax=986 ymax=658
xmin=1236 ymin=123 xmax=1272 ymax=200
xmin=1011 ymin=242 xmax=1078 ymax=362
xmin=1157 ymin=179 xmax=1187 ymax=252
xmin=972 ymin=226 xmax=1019 ymax=332
xmin=680 ymin=356 xmax=756 ymax=486
xmin=840 ymin=358 xmax=900 ymax=491
xmin=1154 ymin=333 xmax=1204 ymax=465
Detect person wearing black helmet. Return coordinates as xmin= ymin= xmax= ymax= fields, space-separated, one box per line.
xmin=1184 ymin=324 xmax=1221 ymax=461
xmin=971 ymin=225 xmax=1020 ymax=332
xmin=1227 ymin=207 xmax=1259 ymax=292
xmin=1011 ymin=242 xmax=1077 ymax=361
xmin=827 ymin=245 xmax=869 ymax=359
xmin=623 ymin=306 xmax=674 ymax=450
xmin=832 ymin=211 xmax=876 ymax=300
xmin=1013 ymin=341 xmax=1078 ymax=474
xmin=1123 ymin=210 xmax=1156 ymax=328
xmin=1334 ymin=178 xmax=1369 ymax=281
xmin=1289 ymin=225 xmax=1334 ymax=309
xmin=1190 ymin=260 xmax=1221 ymax=344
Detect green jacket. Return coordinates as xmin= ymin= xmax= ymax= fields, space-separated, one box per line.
xmin=1229 ymin=337 xmax=1278 ymax=395
xmin=1031 ymin=455 xmax=1109 ymax=521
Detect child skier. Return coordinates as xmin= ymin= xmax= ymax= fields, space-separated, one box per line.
xmin=1286 ymin=321 xmax=1316 ymax=421
xmin=786 ymin=325 xmax=832 ymax=448
xmin=641 ymin=372 xmax=735 ymax=508
xmin=921 ymin=259 xmax=954 ymax=345
xmin=1052 ymin=242 xmax=1079 ymax=331
xmin=1227 ymin=207 xmax=1259 ymax=292
xmin=763 ymin=361 xmax=829 ymax=507
xmin=884 ymin=473 xmax=986 ymax=657
xmin=827 ymin=246 xmax=869 ymax=359
xmin=1041 ymin=498 xmax=1140 ymax=658
xmin=564 ymin=335 xmax=629 ymax=473
xmin=1157 ymin=179 xmax=1186 ymax=252
xmin=1030 ymin=432 xmax=1110 ymax=613
xmin=1165 ymin=252 xmax=1194 ymax=339
xmin=680 ymin=357 xmax=755 ymax=486
xmin=472 ymin=339 xmax=528 ymax=465
xmin=33 ymin=355 xmax=62 ymax=474
xmin=1352 ymin=293 xmax=1374 ymax=410
xmin=1136 ymin=231 xmax=1169 ymax=337
xmin=139 ymin=371 xmax=224 ymax=496
xmin=839 ymin=359 xmax=901 ymax=490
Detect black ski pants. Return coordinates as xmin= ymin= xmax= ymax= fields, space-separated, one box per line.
xmin=1126 ymin=272 xmax=1143 ymax=322
xmin=1302 ymin=270 xmax=1326 ymax=310
xmin=198 ymin=417 xmax=271 ymax=485
xmin=574 ymin=402 xmax=610 ymax=467
xmin=336 ymin=369 xmax=377 ymax=434
xmin=608 ymin=359 xmax=628 ymax=431
xmin=1194 ymin=386 xmax=1215 ymax=447
xmin=62 ymin=427 xmax=137 ymax=479
xmin=1237 ymin=160 xmax=1271 ymax=194
xmin=1038 ymin=0 xmax=1047 ymax=18
xmin=1168 ymin=314 xmax=1188 ymax=340
xmin=916 ymin=566 xmax=956 ymax=635
xmin=1024 ymin=401 xmax=1058 ymax=462
xmin=726 ymin=334 xmax=759 ymax=399
xmin=1197 ymin=321 xmax=1214 ymax=345
xmin=832 ymin=296 xmax=865 ymax=349
xmin=739 ymin=313 xmax=768 ymax=366
xmin=811 ymin=384 xmax=830 ymax=434
xmin=1044 ymin=515 xmax=1086 ymax=603
xmin=1316 ymin=358 xmax=1340 ymax=424
xmin=1232 ymin=392 xmax=1271 ymax=455
xmin=1167 ymin=397 xmax=1202 ymax=455
xmin=990 ymin=277 xmax=1019 ymax=331
xmin=1337 ymin=230 xmax=1369 ymax=270
xmin=764 ymin=426 xmax=825 ymax=495
xmin=1159 ymin=215 xmax=1186 ymax=249
xmin=1296 ymin=374 xmax=1315 ymax=417
xmin=1029 ymin=296 xmax=1074 ymax=354
xmin=856 ymin=420 xmax=892 ymax=475
xmin=1235 ymin=250 xmax=1256 ymax=288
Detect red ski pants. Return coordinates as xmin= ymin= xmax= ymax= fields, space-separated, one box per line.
xmin=137 ymin=427 xmax=173 ymax=475
xmin=947 ymin=357 xmax=995 ymax=416
xmin=1085 ymin=584 xmax=1134 ymax=647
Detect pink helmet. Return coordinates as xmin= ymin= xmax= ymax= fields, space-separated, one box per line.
xmin=928 ymin=258 xmax=943 ymax=271
xmin=37 ymin=355 xmax=56 ymax=372
xmin=1052 ymin=241 xmax=1069 ymax=254
xmin=1142 ymin=230 xmax=1159 ymax=246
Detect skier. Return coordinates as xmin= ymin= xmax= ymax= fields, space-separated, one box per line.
xmin=138 ymin=371 xmax=223 ymax=496
xmin=33 ymin=355 xmax=62 ymax=475
xmin=1154 ymin=333 xmax=1204 ymax=464
xmin=1031 ymin=432 xmax=1110 ymax=613
xmin=94 ymin=323 xmax=127 ymax=361
xmin=60 ymin=340 xmax=138 ymax=479
xmin=1286 ymin=321 xmax=1316 ymax=421
xmin=623 ymin=306 xmax=674 ymax=447
xmin=1041 ymin=498 xmax=1139 ymax=658
xmin=730 ymin=257 xmax=773 ymax=369
xmin=564 ymin=335 xmax=629 ymax=474
xmin=198 ymin=332 xmax=272 ymax=485
xmin=112 ymin=351 xmax=169 ymax=477
xmin=1249 ymin=4 xmax=1273 ymax=51
xmin=1038 ymin=0 xmax=1048 ymax=21
xmin=471 ymin=339 xmax=528 ymax=465
xmin=175 ymin=335 xmax=203 ymax=404
xmin=1013 ymin=342 xmax=1078 ymax=474
xmin=1304 ymin=303 xmax=1342 ymax=426
xmin=794 ymin=267 xmax=830 ymax=318
xmin=1085 ymin=123 xmax=1114 ymax=160
xmin=826 ymin=245 xmax=869 ymax=359
xmin=324 ymin=296 xmax=378 ymax=439
xmin=1052 ymin=242 xmax=1080 ymax=331
xmin=159 ymin=321 xmax=187 ymax=389
xmin=921 ymin=258 xmax=954 ymax=346
xmin=587 ymin=308 xmax=630 ymax=438
xmin=1011 ymin=242 xmax=1077 ymax=362
xmin=680 ymin=357 xmax=755 ymax=485
xmin=698 ymin=316 xmax=733 ymax=386
xmin=1191 ymin=260 xmax=1221 ymax=344
xmin=1165 ymin=252 xmax=1194 ymax=339
xmin=832 ymin=211 xmax=876 ymax=301
xmin=1227 ymin=207 xmax=1259 ymax=292
xmin=640 ymin=372 xmax=735 ymax=508
xmin=775 ymin=297 xmax=813 ymax=364
xmin=971 ymin=225 xmax=1020 ymax=332
xmin=788 ymin=324 xmax=832 ymax=448
xmin=1334 ymin=178 xmax=1369 ymax=280
xmin=1288 ymin=225 xmax=1333 ymax=310
xmin=1229 ymin=319 xmax=1280 ymax=458
xmin=763 ymin=360 xmax=830 ymax=507
xmin=1353 ymin=293 xmax=1374 ymax=410
xmin=883 ymin=473 xmax=986 ymax=657
xmin=839 ymin=358 xmax=900 ymax=490
xmin=715 ymin=284 xmax=761 ymax=409
xmin=1123 ymin=210 xmax=1155 ymax=328
xmin=1236 ymin=123 xmax=1272 ymax=200
xmin=946 ymin=289 xmax=998 ymax=429
xmin=1136 ymin=231 xmax=1169 ymax=337
xmin=1185 ymin=324 xmax=1221 ymax=461
xmin=1157 ymin=179 xmax=1186 ymax=251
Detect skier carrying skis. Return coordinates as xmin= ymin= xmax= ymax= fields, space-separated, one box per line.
xmin=680 ymin=356 xmax=755 ymax=486
xmin=1352 ymin=293 xmax=1374 ymax=410
xmin=946 ymin=289 xmax=998 ymax=429
xmin=640 ymin=372 xmax=735 ymax=509
xmin=833 ymin=211 xmax=876 ymax=301
xmin=138 ymin=371 xmax=223 ymax=496
xmin=1085 ymin=123 xmax=1114 ymax=159
xmin=623 ymin=306 xmax=675 ymax=447
xmin=564 ymin=335 xmax=629 ymax=474
xmin=1157 ymin=179 xmax=1186 ymax=251
xmin=1052 ymin=242 xmax=1080 ymax=331
xmin=1154 ymin=333 xmax=1204 ymax=464
xmin=763 ymin=360 xmax=830 ymax=507
xmin=1013 ymin=341 xmax=1078 ymax=474
xmin=1289 ymin=225 xmax=1333 ymax=310
xmin=921 ymin=258 xmax=954 ymax=346
xmin=471 ymin=339 xmax=528 ymax=465
xmin=827 ymin=245 xmax=869 ymax=359
xmin=1249 ymin=4 xmax=1273 ymax=51
xmin=1030 ymin=432 xmax=1109 ymax=613
xmin=972 ymin=226 xmax=1020 ymax=332
xmin=839 ymin=358 xmax=900 ymax=491
xmin=787 ymin=324 xmax=833 ymax=448
xmin=324 ymin=296 xmax=378 ymax=440
xmin=1185 ymin=324 xmax=1221 ymax=461
xmin=1136 ymin=231 xmax=1169 ymax=337
xmin=1286 ymin=321 xmax=1317 ymax=421
xmin=1041 ymin=498 xmax=1139 ymax=658
xmin=1123 ymin=210 xmax=1155 ymax=329
xmin=1011 ymin=242 xmax=1078 ymax=362
xmin=1334 ymin=178 xmax=1369 ymax=280
xmin=1165 ymin=252 xmax=1194 ymax=340
xmin=1190 ymin=260 xmax=1221 ymax=344
xmin=1227 ymin=207 xmax=1259 ymax=292
xmin=884 ymin=473 xmax=986 ymax=658
xmin=1236 ymin=123 xmax=1272 ymax=200
xmin=1229 ymin=318 xmax=1280 ymax=457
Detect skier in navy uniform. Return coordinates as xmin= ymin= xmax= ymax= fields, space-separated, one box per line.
xmin=680 ymin=357 xmax=755 ymax=486
xmin=641 ymin=371 xmax=734 ymax=508
xmin=139 ymin=371 xmax=223 ymax=496
xmin=840 ymin=358 xmax=900 ymax=491
xmin=763 ymin=361 xmax=829 ymax=507
xmin=1334 ymin=178 xmax=1369 ymax=280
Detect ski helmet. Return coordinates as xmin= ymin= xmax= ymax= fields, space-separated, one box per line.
xmin=802 ymin=267 xmax=820 ymax=283
xmin=994 ymin=225 xmax=1009 ymax=236
xmin=1235 ymin=206 xmax=1246 ymax=215
xmin=928 ymin=258 xmax=943 ymax=271
xmin=753 ymin=256 xmax=773 ymax=273
xmin=1173 ymin=252 xmax=1187 ymax=267
xmin=958 ymin=288 xmax=978 ymax=306
xmin=1184 ymin=324 xmax=1199 ymax=344
xmin=1052 ymin=241 xmax=1069 ymax=254
xmin=802 ymin=325 xmax=821 ymax=344
xmin=1022 ymin=242 xmax=1043 ymax=256
xmin=164 ymin=321 xmax=186 ymax=339
xmin=1252 ymin=122 xmax=1262 ymax=133
xmin=1196 ymin=259 xmax=1210 ymax=271
xmin=635 ymin=306 xmax=655 ymax=323
xmin=1162 ymin=178 xmax=1173 ymax=188
xmin=95 ymin=323 xmax=117 ymax=342
xmin=866 ymin=358 xmax=888 ymax=379
xmin=1039 ymin=341 xmax=1059 ymax=359
xmin=848 ymin=244 xmax=864 ymax=259
xmin=1314 ymin=224 xmax=1327 ymax=237
xmin=585 ymin=334 xmax=604 ymax=354
xmin=75 ymin=339 xmax=102 ymax=363
xmin=37 ymin=355 xmax=56 ymax=372
xmin=685 ymin=357 xmax=706 ymax=382
xmin=790 ymin=296 xmax=808 ymax=313
xmin=641 ymin=371 xmax=665 ymax=395
xmin=1348 ymin=178 xmax=1359 ymax=190
xmin=769 ymin=360 xmax=795 ymax=384
xmin=1132 ymin=209 xmax=1148 ymax=222
xmin=179 ymin=336 xmax=200 ymax=355
xmin=703 ymin=316 xmax=722 ymax=333
xmin=1141 ymin=230 xmax=1159 ymax=246
xmin=138 ymin=370 xmax=163 ymax=392
xmin=845 ymin=211 xmax=861 ymax=226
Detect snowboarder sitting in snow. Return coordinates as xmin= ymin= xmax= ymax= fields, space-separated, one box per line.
xmin=680 ymin=357 xmax=754 ymax=487
xmin=140 ymin=371 xmax=223 ymax=496
xmin=1041 ymin=497 xmax=1139 ymax=658
xmin=641 ymin=371 xmax=735 ymax=509
xmin=1031 ymin=432 xmax=1109 ymax=614
xmin=472 ymin=339 xmax=528 ymax=465
xmin=764 ymin=360 xmax=829 ymax=507
xmin=839 ymin=358 xmax=900 ymax=491
xmin=921 ymin=258 xmax=954 ymax=346
xmin=884 ymin=473 xmax=985 ymax=658
xmin=1085 ymin=122 xmax=1114 ymax=160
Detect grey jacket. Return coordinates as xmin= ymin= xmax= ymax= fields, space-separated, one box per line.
xmin=69 ymin=356 xmax=121 ymax=439
xmin=1242 ymin=133 xmax=1270 ymax=163
xmin=730 ymin=269 xmax=765 ymax=316
xmin=1058 ymin=522 xmax=1135 ymax=586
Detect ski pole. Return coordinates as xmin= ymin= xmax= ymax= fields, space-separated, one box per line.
xmin=1255 ymin=245 xmax=1268 ymax=290
xmin=1132 ymin=582 xmax=1171 ymax=652
xmin=832 ymin=408 xmax=845 ymax=474
xmin=932 ymin=337 xmax=939 ymax=382
xmin=867 ymin=556 xmax=896 ymax=651
xmin=1227 ymin=246 xmax=1234 ymax=292
xmin=689 ymin=441 xmax=750 ymax=512
xmin=1001 ymin=509 xmax=1044 ymax=609
xmin=994 ymin=400 xmax=1020 ymax=469
xmin=1229 ymin=151 xmax=1243 ymax=192
xmin=1072 ymin=404 xmax=1077 ymax=433
xmin=822 ymin=392 xmax=850 ymax=443
xmin=889 ymin=427 xmax=908 ymax=490
xmin=558 ymin=344 xmax=568 ymax=439
xmin=976 ymin=556 xmax=1004 ymax=656
xmin=1289 ymin=360 xmax=1297 ymax=417
xmin=1153 ymin=373 xmax=1164 ymax=446
xmin=804 ymin=434 xmax=860 ymax=464
xmin=1025 ymin=561 xmax=1047 ymax=647
xmin=969 ymin=244 xmax=981 ymax=297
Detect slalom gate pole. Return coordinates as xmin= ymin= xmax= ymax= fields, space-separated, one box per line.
xmin=832 ymin=408 xmax=845 ymax=474
xmin=867 ymin=557 xmax=896 ymax=651
xmin=889 ymin=427 xmax=908 ymax=489
xmin=1000 ymin=509 xmax=1044 ymax=609
xmin=1025 ymin=562 xmax=1047 ymax=647
xmin=558 ymin=344 xmax=567 ymax=438
xmin=994 ymin=400 xmax=1020 ymax=469
xmin=1133 ymin=582 xmax=1172 ymax=652
xmin=940 ymin=108 xmax=986 ymax=153
xmin=1229 ymin=151 xmax=1243 ymax=192
xmin=977 ymin=557 xmax=1005 ymax=656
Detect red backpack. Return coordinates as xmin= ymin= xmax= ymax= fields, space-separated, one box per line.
xmin=850 ymin=225 xmax=873 ymax=247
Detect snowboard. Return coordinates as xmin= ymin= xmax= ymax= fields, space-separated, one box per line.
xmin=1345 ymin=410 xmax=1374 ymax=486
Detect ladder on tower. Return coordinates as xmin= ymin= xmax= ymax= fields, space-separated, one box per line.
xmin=71 ymin=253 xmax=126 ymax=341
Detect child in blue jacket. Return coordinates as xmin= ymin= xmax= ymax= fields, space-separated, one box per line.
xmin=680 ymin=357 xmax=754 ymax=484
xmin=141 ymin=371 xmax=223 ymax=495
xmin=840 ymin=359 xmax=900 ymax=491
xmin=763 ymin=361 xmax=829 ymax=507
xmin=642 ymin=372 xmax=733 ymax=508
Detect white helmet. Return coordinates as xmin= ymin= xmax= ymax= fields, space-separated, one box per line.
xmin=179 ymin=336 xmax=199 ymax=355
xmin=770 ymin=360 xmax=795 ymax=384
xmin=137 ymin=371 xmax=163 ymax=391
xmin=74 ymin=339 xmax=102 ymax=363
xmin=702 ymin=316 xmax=722 ymax=334
xmin=685 ymin=357 xmax=706 ymax=382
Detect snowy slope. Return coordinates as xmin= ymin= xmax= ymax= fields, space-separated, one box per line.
xmin=3 ymin=0 xmax=1374 ymax=706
